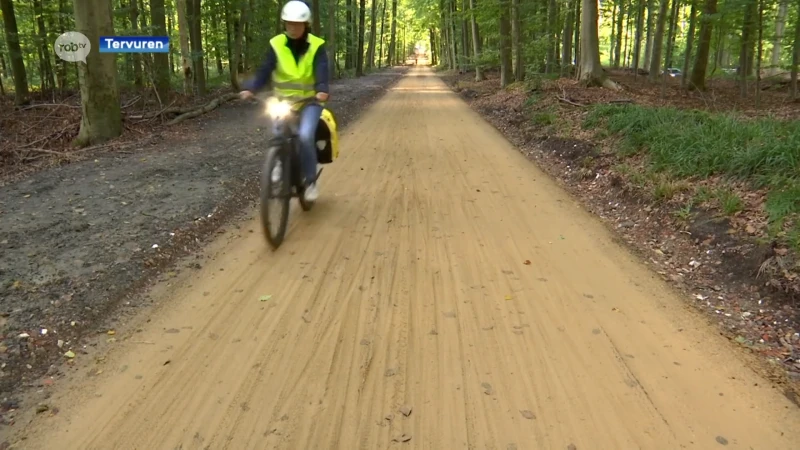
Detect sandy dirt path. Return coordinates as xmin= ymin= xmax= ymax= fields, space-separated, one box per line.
xmin=16 ymin=68 xmax=800 ymax=450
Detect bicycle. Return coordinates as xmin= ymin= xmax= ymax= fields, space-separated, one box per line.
xmin=258 ymin=95 xmax=338 ymax=249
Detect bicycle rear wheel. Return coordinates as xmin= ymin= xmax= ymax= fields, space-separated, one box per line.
xmin=260 ymin=146 xmax=291 ymax=249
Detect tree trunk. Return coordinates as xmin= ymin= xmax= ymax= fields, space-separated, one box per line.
xmin=168 ymin=6 xmax=175 ymax=73
xmin=574 ymin=0 xmax=581 ymax=66
xmin=633 ymin=0 xmax=645 ymax=70
xmin=461 ymin=0 xmax=470 ymax=63
xmin=73 ymin=0 xmax=122 ymax=145
xmin=545 ymin=0 xmax=556 ymax=72
xmin=562 ymin=0 xmax=575 ymax=68
xmin=665 ymin=0 xmax=680 ymax=69
xmin=312 ymin=0 xmax=321 ymax=35
xmin=689 ymin=0 xmax=716 ymax=90
xmin=610 ymin=3 xmax=618 ymax=66
xmin=770 ymin=0 xmax=789 ymax=75
xmin=56 ymin=0 xmax=68 ymax=90
xmin=275 ymin=0 xmax=282 ymax=35
xmin=188 ymin=0 xmax=205 ymax=95
xmin=623 ymin=3 xmax=633 ymax=66
xmin=648 ymin=0 xmax=670 ymax=82
xmin=176 ymin=0 xmax=192 ymax=93
xmin=345 ymin=0 xmax=354 ymax=69
xmin=32 ymin=0 xmax=56 ymax=92
xmin=791 ymin=0 xmax=800 ymax=99
xmin=512 ymin=0 xmax=524 ymax=79
xmin=356 ymin=0 xmax=366 ymax=75
xmin=681 ymin=0 xmax=697 ymax=86
xmin=0 ymin=0 xmax=29 ymax=105
xmin=644 ymin=0 xmax=655 ymax=68
xmin=150 ymin=0 xmax=171 ymax=100
xmin=468 ymin=0 xmax=484 ymax=80
xmin=429 ymin=28 xmax=437 ymax=66
xmin=210 ymin=7 xmax=223 ymax=75
xmin=243 ymin=0 xmax=254 ymax=71
xmin=579 ymin=0 xmax=621 ymax=88
xmin=129 ymin=0 xmax=144 ymax=87
xmin=367 ymin=0 xmax=378 ymax=68
xmin=223 ymin=0 xmax=231 ymax=68
xmin=755 ymin=0 xmax=763 ymax=107
xmin=328 ymin=0 xmax=337 ymax=77
xmin=232 ymin=0 xmax=247 ymax=89
xmin=388 ymin=0 xmax=397 ymax=66
xmin=499 ymin=0 xmax=512 ymax=87
xmin=614 ymin=0 xmax=625 ymax=67
xmin=447 ymin=0 xmax=458 ymax=69
xmin=378 ymin=0 xmax=387 ymax=67
xmin=739 ymin=0 xmax=757 ymax=82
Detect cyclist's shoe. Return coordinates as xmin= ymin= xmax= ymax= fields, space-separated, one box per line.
xmin=304 ymin=182 xmax=319 ymax=202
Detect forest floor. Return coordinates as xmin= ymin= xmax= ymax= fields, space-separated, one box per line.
xmin=439 ymin=68 xmax=800 ymax=402
xmin=0 ymin=67 xmax=408 ymax=422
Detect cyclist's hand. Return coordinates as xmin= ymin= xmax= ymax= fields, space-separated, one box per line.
xmin=316 ymin=92 xmax=329 ymax=102
xmin=239 ymin=90 xmax=254 ymax=100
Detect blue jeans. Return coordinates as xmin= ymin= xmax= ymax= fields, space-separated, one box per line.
xmin=296 ymin=104 xmax=322 ymax=184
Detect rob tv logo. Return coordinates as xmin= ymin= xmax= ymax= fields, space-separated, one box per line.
xmin=54 ymin=31 xmax=91 ymax=63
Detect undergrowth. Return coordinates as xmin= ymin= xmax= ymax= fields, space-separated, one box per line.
xmin=584 ymin=104 xmax=800 ymax=245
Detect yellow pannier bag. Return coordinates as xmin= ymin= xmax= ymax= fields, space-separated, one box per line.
xmin=315 ymin=107 xmax=339 ymax=164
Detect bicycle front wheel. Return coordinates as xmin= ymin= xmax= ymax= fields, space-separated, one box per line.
xmin=260 ymin=146 xmax=291 ymax=249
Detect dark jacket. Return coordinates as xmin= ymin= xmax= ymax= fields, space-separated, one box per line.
xmin=242 ymin=31 xmax=329 ymax=93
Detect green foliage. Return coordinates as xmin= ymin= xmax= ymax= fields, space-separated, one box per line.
xmin=585 ymin=104 xmax=800 ymax=240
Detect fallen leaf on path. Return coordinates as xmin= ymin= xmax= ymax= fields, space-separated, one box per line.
xmin=523 ymin=260 xmax=531 ymax=265
xmin=520 ymin=410 xmax=535 ymax=420
xmin=398 ymin=405 xmax=412 ymax=416
xmin=64 ymin=351 xmax=75 ymax=359
xmin=259 ymin=295 xmax=272 ymax=302
xmin=107 ymin=330 xmax=115 ymax=335
xmin=504 ymin=295 xmax=513 ymax=300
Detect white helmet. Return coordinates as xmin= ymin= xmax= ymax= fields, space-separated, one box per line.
xmin=281 ymin=1 xmax=311 ymax=22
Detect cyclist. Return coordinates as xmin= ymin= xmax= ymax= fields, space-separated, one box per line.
xmin=240 ymin=0 xmax=329 ymax=202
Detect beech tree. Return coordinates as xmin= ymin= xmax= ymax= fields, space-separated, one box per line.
xmin=0 ymin=0 xmax=29 ymax=105
xmin=578 ymin=0 xmax=621 ymax=89
xmin=72 ymin=0 xmax=122 ymax=145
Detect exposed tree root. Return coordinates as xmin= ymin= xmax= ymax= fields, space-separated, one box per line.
xmin=167 ymin=93 xmax=239 ymax=125
xmin=580 ymin=74 xmax=623 ymax=91
xmin=124 ymin=92 xmax=240 ymax=125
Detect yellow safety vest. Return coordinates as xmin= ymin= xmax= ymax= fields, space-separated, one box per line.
xmin=270 ymin=33 xmax=325 ymax=99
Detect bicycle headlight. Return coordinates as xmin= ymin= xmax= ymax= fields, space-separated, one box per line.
xmin=265 ymin=98 xmax=291 ymax=119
